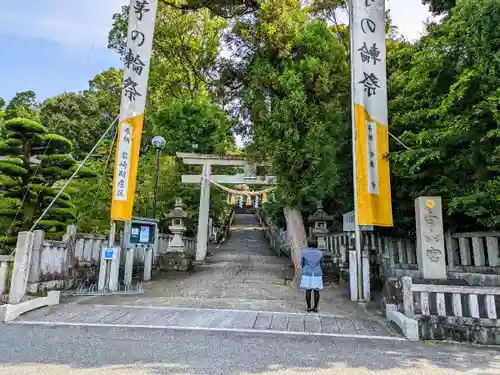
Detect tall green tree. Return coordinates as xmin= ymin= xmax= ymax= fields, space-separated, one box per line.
xmin=85 ymin=68 xmax=123 ymax=120
xmin=40 ymin=93 xmax=107 ymax=158
xmin=231 ymin=0 xmax=350 ymax=281
xmin=4 ymin=91 xmax=39 ymax=122
xmin=153 ymin=97 xmax=236 ymax=155
xmin=389 ymin=0 xmax=500 ymax=232
xmin=40 ymin=69 xmax=122 ymax=159
xmin=109 ymin=3 xmax=227 ymax=106
xmin=0 ymin=118 xmax=96 ymax=247
xmin=0 ymin=98 xmax=5 ymax=130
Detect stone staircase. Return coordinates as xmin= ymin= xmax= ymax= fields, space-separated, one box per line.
xmin=12 ymin=213 xmax=400 ymax=338
xmin=205 ymin=214 xmax=293 ymax=275
xmin=58 ymin=214 xmax=387 ymax=319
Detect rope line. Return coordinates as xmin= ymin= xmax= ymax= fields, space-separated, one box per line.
xmin=201 ymin=175 xmax=276 ymax=196
xmin=86 ymin=124 xmax=118 ymax=223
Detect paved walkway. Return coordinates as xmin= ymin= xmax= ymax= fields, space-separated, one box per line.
xmin=13 ymin=214 xmax=399 ymax=339
xmin=69 ymin=214 xmax=375 ymax=318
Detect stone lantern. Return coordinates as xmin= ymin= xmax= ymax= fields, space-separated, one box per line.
xmin=166 ymin=198 xmax=188 ymax=253
xmin=309 ymin=202 xmax=333 ymax=250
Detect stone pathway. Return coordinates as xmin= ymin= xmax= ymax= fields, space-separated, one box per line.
xmin=67 ymin=214 xmax=376 ymax=318
xmin=12 ymin=214 xmax=400 ymax=339
xmin=14 ymin=304 xmax=400 ymax=339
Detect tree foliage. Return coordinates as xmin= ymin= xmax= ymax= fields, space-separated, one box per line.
xmin=4 ymin=91 xmax=39 ymax=122
xmin=40 ymin=93 xmax=108 ymax=158
xmin=159 ymin=0 xmax=259 ymax=18
xmin=109 ymin=3 xmax=226 ymax=105
xmin=85 ymin=68 xmax=122 ymax=120
xmin=39 ymin=69 xmax=122 ymax=159
xmin=153 ymin=97 xmax=236 ymax=155
xmin=422 ymin=0 xmax=456 ymax=15
xmin=0 ymin=98 xmax=5 ymax=131
xmin=0 ymin=118 xmax=95 ymax=248
xmin=10 ymin=0 xmax=500 ymax=246
xmin=389 ymin=0 xmax=500 ymax=232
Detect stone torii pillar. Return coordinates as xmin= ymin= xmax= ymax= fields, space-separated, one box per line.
xmin=197 ymin=162 xmax=211 ymax=261
xmin=176 ymin=152 xmax=275 ymax=261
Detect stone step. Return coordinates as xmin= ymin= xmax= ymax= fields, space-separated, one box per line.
xmin=14 ymin=304 xmax=401 ymax=339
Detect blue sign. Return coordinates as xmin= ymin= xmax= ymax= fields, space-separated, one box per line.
xmin=103 ymin=248 xmax=116 ymax=260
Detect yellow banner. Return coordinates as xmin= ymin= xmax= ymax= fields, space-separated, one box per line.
xmin=110 ymin=0 xmax=158 ymax=221
xmin=111 ymin=115 xmax=144 ymax=221
xmin=351 ymin=0 xmax=393 ymax=227
xmin=355 ymin=104 xmax=393 ymax=226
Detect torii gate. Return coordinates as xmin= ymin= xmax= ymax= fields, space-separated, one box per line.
xmin=177 ymin=153 xmax=276 ymax=261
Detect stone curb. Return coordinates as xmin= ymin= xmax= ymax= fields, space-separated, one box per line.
xmin=8 ymin=320 xmax=407 ymax=342
xmin=0 ymin=291 xmax=60 ymax=322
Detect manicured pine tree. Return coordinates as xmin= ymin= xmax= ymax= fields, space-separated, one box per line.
xmin=0 ymin=118 xmax=96 ymax=248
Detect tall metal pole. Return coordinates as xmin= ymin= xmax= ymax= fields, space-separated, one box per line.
xmin=152 ymin=148 xmax=160 ymax=219
xmin=106 ymin=221 xmax=116 ymax=290
xmin=349 ymin=0 xmax=364 ymax=302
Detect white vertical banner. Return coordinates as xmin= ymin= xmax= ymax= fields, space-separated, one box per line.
xmin=351 ymin=0 xmax=393 ymax=227
xmin=111 ymin=0 xmax=158 ymax=221
xmin=119 ymin=0 xmax=158 ymax=122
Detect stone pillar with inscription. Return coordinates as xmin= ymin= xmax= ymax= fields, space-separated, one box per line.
xmin=415 ymin=196 xmax=447 ymax=279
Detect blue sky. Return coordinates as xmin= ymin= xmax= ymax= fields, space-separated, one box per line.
xmin=0 ymin=0 xmax=431 ymax=106
xmin=0 ymin=0 xmax=126 ymax=104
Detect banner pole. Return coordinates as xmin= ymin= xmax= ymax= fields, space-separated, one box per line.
xmin=111 ymin=0 xmax=158 ymax=222
xmin=349 ymin=0 xmax=364 ymax=302
xmin=105 ymin=221 xmax=117 ymax=290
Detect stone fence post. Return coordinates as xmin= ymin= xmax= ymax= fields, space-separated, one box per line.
xmin=401 ymin=276 xmax=414 ymax=318
xmin=62 ymin=225 xmax=77 ymax=276
xmin=9 ymin=232 xmax=34 ymax=304
xmin=27 ymin=230 xmax=44 ymax=294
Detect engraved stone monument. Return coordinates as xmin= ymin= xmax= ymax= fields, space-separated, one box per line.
xmin=415 ymin=196 xmax=447 ymax=279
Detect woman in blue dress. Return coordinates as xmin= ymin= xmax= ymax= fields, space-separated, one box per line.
xmin=300 ymin=238 xmax=324 ymax=313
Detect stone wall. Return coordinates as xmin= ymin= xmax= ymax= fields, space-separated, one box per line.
xmin=23 ymin=225 xmax=198 ymax=292
xmin=323 ymin=231 xmax=500 ymax=287
xmin=396 ymin=276 xmax=500 ymax=345
xmin=27 ymin=226 xmax=105 ymax=292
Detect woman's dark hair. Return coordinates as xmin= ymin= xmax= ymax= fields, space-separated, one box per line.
xmin=307 ymin=237 xmax=318 ymax=248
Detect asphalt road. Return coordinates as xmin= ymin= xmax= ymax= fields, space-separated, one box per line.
xmin=0 ymin=323 xmax=499 ymax=374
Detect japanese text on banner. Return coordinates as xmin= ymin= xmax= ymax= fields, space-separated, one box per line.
xmin=352 ymin=0 xmax=393 ymax=227
xmin=111 ymin=0 xmax=158 ymax=221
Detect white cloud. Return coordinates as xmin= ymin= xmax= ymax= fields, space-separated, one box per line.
xmin=0 ymin=0 xmax=432 ymax=58
xmin=0 ymin=0 xmax=127 ymax=49
xmin=387 ymin=0 xmax=434 ymax=40
xmin=336 ymin=0 xmax=433 ymax=41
